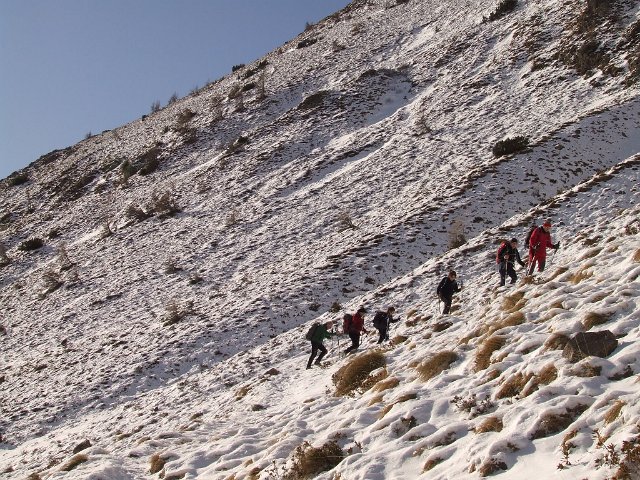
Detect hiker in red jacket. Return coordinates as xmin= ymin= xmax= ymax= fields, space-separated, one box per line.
xmin=344 ymin=307 xmax=368 ymax=354
xmin=527 ymin=220 xmax=559 ymax=275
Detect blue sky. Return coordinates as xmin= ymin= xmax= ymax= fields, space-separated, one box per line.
xmin=0 ymin=0 xmax=350 ymax=180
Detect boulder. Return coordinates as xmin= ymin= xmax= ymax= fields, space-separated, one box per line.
xmin=563 ymin=330 xmax=618 ymax=363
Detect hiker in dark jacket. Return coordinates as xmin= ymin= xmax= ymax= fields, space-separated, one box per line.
xmin=345 ymin=307 xmax=368 ymax=354
xmin=527 ymin=220 xmax=559 ymax=275
xmin=307 ymin=320 xmax=334 ymax=369
xmin=497 ymin=238 xmax=525 ymax=286
xmin=373 ymin=306 xmax=397 ymax=344
xmin=436 ymin=270 xmax=462 ymax=314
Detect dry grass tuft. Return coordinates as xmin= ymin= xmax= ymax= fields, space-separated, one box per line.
xmin=531 ymin=405 xmax=588 ymax=439
xmin=283 ymin=440 xmax=344 ymax=480
xmin=371 ymin=376 xmax=400 ymax=393
xmin=474 ymin=336 xmax=506 ymax=372
xmin=547 ymin=266 xmax=569 ymax=281
xmin=604 ymin=400 xmax=626 ymax=425
xmin=572 ymin=360 xmax=602 ymax=378
xmin=582 ymin=311 xmax=611 ymax=330
xmin=570 ymin=267 xmax=593 ymax=284
xmin=423 ymin=457 xmax=443 ymax=472
xmin=580 ymin=247 xmax=602 ymax=260
xmin=432 ymin=321 xmax=453 ymax=332
xmin=474 ymin=416 xmax=503 ymax=433
xmin=378 ymin=393 xmax=418 ymax=419
xmin=416 ymin=351 xmax=458 ymax=381
xmin=390 ymin=335 xmax=408 ymax=345
xmin=496 ymin=372 xmax=534 ymax=399
xmin=478 ymin=458 xmax=507 ymax=476
xmin=536 ymin=364 xmax=558 ymax=386
xmin=633 ymin=249 xmax=640 ymax=263
xmin=501 ymin=291 xmax=526 ymax=313
xmin=61 ymin=454 xmax=89 ymax=472
xmin=149 ymin=454 xmax=165 ymax=474
xmin=544 ymin=333 xmax=570 ymax=351
xmin=332 ymin=351 xmax=386 ymax=396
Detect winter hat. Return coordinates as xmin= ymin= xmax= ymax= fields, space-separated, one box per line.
xmin=543 ymin=220 xmax=552 ymax=228
xmin=510 ymin=238 xmax=518 ymax=243
xmin=357 ymin=306 xmax=367 ymax=313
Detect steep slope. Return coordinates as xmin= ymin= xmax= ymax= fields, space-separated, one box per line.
xmin=1 ymin=0 xmax=639 ymax=478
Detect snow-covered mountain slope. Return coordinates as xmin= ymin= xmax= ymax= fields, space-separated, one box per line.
xmin=1 ymin=0 xmax=639 ymax=478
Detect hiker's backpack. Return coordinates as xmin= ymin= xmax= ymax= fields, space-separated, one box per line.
xmin=372 ymin=311 xmax=386 ymax=329
xmin=342 ymin=314 xmax=353 ymax=334
xmin=305 ymin=323 xmax=320 ymax=341
xmin=496 ymin=241 xmax=508 ymax=263
xmin=525 ymin=226 xmax=537 ymax=248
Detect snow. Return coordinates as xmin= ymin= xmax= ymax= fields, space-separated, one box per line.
xmin=1 ymin=0 xmax=640 ymax=479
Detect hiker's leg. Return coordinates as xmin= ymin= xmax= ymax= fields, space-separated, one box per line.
xmin=308 ymin=343 xmax=319 ymax=368
xmin=538 ymin=258 xmax=546 ymax=273
xmin=507 ymin=264 xmax=517 ymax=284
xmin=443 ymin=297 xmax=452 ymax=314
xmin=377 ymin=328 xmax=385 ymax=344
xmin=499 ymin=263 xmax=507 ymax=286
xmin=345 ymin=333 xmax=358 ymax=353
xmin=315 ymin=344 xmax=328 ymax=364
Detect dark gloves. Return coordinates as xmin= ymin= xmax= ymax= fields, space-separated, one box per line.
xmin=553 ymin=242 xmax=560 ymax=250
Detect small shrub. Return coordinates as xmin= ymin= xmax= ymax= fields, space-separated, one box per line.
xmin=232 ymin=64 xmax=245 ymax=72
xmin=41 ymin=270 xmax=63 ymax=295
xmin=337 ymin=211 xmax=356 ymax=231
xmin=124 ymin=204 xmax=150 ymax=223
xmin=416 ymin=351 xmax=458 ymax=381
xmin=283 ymin=440 xmax=344 ymax=480
xmin=492 ymin=136 xmax=529 ymax=157
xmin=298 ymin=91 xmax=330 ymax=110
xmin=18 ymin=238 xmax=44 ymax=251
xmin=150 ymin=101 xmax=161 ymax=113
xmin=7 ymin=172 xmax=29 ymax=186
xmin=167 ymin=92 xmax=179 ymax=105
xmin=163 ymin=299 xmax=195 ymax=326
xmin=332 ymin=351 xmax=386 ymax=396
xmin=176 ymin=108 xmax=196 ymax=126
xmin=297 ymin=38 xmax=317 ymax=49
xmin=149 ymin=189 xmax=180 ymax=216
xmin=452 ymin=393 xmax=494 ymax=417
xmin=61 ymin=454 xmax=89 ymax=472
xmin=149 ymin=453 xmax=165 ymax=474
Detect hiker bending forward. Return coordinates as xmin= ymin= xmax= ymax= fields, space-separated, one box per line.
xmin=497 ymin=238 xmax=525 ymax=286
xmin=307 ymin=321 xmax=334 ymax=369
xmin=437 ymin=270 xmax=462 ymax=314
xmin=345 ymin=307 xmax=367 ymax=354
xmin=373 ymin=307 xmax=397 ymax=344
xmin=528 ymin=221 xmax=559 ymax=275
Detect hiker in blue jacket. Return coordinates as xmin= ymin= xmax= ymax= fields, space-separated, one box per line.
xmin=307 ymin=320 xmax=334 ymax=369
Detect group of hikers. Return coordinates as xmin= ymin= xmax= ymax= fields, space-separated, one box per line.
xmin=306 ymin=306 xmax=397 ymax=369
xmin=306 ymin=220 xmax=560 ymax=369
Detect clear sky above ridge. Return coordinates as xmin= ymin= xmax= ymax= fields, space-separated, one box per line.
xmin=0 ymin=0 xmax=351 ymax=181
